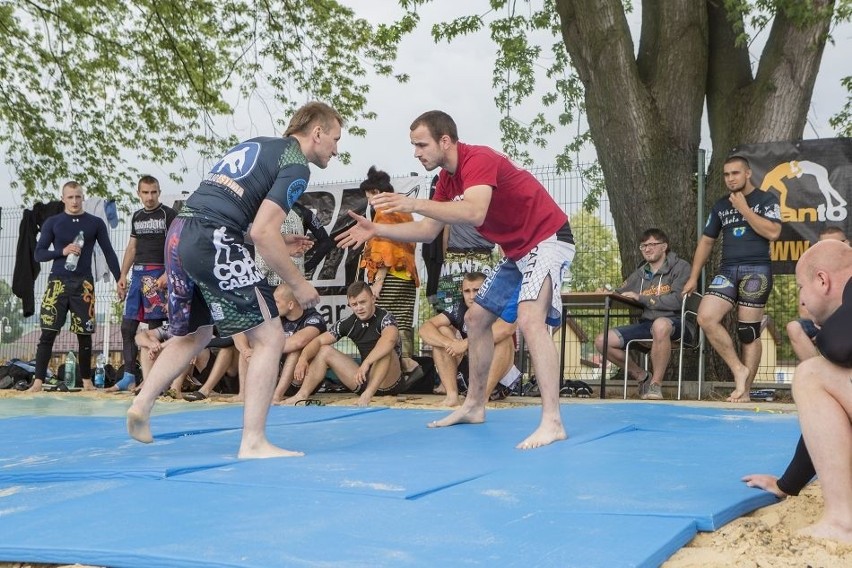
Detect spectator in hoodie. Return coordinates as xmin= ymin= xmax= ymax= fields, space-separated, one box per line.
xmin=593 ymin=228 xmax=691 ymax=400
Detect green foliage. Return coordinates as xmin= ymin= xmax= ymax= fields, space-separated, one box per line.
xmin=0 ymin=281 xmax=24 ymax=345
xmin=566 ymin=210 xmax=622 ymax=292
xmin=765 ymin=274 xmax=799 ymax=363
xmin=425 ymin=0 xmax=585 ymax=169
xmin=0 ymin=0 xmax=416 ymax=208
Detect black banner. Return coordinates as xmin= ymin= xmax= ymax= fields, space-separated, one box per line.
xmin=731 ymin=138 xmax=851 ymax=273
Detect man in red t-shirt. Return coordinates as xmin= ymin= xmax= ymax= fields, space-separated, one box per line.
xmin=337 ymin=110 xmax=575 ymax=450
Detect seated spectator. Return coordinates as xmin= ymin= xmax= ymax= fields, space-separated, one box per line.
xmin=593 ymin=228 xmax=691 ymax=400
xmin=786 ymin=226 xmax=848 ymax=360
xmin=282 ymin=281 xmax=407 ymax=407
xmin=110 ymin=323 xmax=211 ymax=398
xmin=418 ymin=271 xmax=519 ymax=407
xmin=182 ymin=336 xmax=239 ymax=401
xmin=269 ymin=283 xmax=328 ymax=404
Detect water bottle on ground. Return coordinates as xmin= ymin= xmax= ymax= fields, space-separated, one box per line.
xmin=64 ymin=351 xmax=77 ymax=389
xmin=94 ymin=354 xmax=106 ymax=389
xmin=64 ymin=230 xmax=85 ymax=271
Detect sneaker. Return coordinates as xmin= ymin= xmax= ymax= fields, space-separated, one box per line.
xmin=642 ymin=383 xmax=663 ymax=400
xmin=636 ymin=371 xmax=651 ymax=398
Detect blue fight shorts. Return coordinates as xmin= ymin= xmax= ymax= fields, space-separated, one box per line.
xmin=613 ymin=317 xmax=686 ymax=346
xmin=165 ymin=216 xmax=279 ymax=337
xmin=706 ymin=264 xmax=773 ymax=308
xmin=475 ymin=235 xmax=575 ymax=327
xmin=123 ymin=264 xmax=168 ymax=322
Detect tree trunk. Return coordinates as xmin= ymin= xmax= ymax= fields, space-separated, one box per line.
xmin=554 ymin=0 xmax=707 ymax=274
xmin=553 ymin=0 xmax=835 ymax=383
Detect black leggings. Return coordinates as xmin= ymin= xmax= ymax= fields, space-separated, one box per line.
xmin=34 ymin=330 xmax=92 ymax=381
xmin=121 ymin=318 xmax=163 ymax=378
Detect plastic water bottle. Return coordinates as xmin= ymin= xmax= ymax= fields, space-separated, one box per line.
xmin=94 ymin=354 xmax=106 ymax=389
xmin=64 ymin=351 xmax=77 ymax=389
xmin=64 ymin=231 xmax=85 ymax=271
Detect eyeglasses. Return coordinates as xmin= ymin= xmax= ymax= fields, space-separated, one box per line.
xmin=638 ymin=242 xmax=664 ymax=250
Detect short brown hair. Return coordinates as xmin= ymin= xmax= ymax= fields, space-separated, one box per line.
xmin=410 ymin=110 xmax=459 ymax=143
xmin=347 ymin=281 xmax=372 ymax=298
xmin=138 ymin=175 xmax=160 ymax=192
xmin=285 ymin=102 xmax=344 ymax=137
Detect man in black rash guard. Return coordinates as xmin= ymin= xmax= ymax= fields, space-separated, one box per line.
xmin=114 ymin=175 xmax=177 ymax=391
xmin=743 ymin=240 xmax=852 ymax=543
xmin=683 ymin=155 xmax=782 ymax=403
xmin=282 ymin=281 xmax=406 ymax=407
xmin=27 ymin=181 xmax=121 ymax=392
xmin=126 ymin=101 xmax=341 ymax=459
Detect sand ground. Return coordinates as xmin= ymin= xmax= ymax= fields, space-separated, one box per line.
xmin=1 ymin=388 xmax=851 ymax=567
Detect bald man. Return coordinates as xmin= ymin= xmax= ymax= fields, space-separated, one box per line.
xmin=789 ymin=240 xmax=852 ymax=542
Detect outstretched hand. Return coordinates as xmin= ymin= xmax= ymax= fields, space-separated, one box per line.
xmin=335 ymin=211 xmax=376 ymax=249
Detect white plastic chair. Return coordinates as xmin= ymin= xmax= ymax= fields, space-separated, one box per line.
xmin=621 ymin=292 xmax=705 ymax=400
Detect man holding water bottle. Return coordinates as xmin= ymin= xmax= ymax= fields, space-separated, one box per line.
xmin=26 ymin=181 xmax=121 ymax=392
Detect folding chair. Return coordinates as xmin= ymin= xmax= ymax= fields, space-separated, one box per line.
xmin=622 ymin=292 xmax=704 ymax=400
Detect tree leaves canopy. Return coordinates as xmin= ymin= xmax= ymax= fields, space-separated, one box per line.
xmin=0 ymin=0 xmax=417 ymax=206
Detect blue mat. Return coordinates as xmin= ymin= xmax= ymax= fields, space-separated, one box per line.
xmin=0 ymin=402 xmax=799 ymax=567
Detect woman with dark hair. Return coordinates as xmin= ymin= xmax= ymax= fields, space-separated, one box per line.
xmin=359 ymin=166 xmax=423 ymax=382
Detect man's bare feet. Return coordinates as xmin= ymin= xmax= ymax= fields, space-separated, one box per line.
xmin=438 ymin=394 xmax=462 ymax=407
xmin=82 ymin=379 xmax=96 ymax=391
xmin=428 ymin=404 xmax=485 ymax=428
xmin=357 ymin=394 xmax=372 ymax=407
xmin=126 ymin=407 xmax=153 ymax=443
xmin=798 ymin=519 xmax=852 ymax=544
xmin=516 ymin=422 xmax=568 ymax=450
xmin=25 ymin=379 xmax=44 ymax=393
xmin=727 ymin=366 xmax=751 ymax=402
xmin=238 ymin=440 xmax=304 ymax=459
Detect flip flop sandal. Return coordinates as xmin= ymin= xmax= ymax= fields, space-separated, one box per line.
xmin=182 ymin=391 xmax=208 ymax=402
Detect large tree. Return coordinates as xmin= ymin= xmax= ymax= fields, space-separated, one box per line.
xmin=411 ymin=0 xmax=847 ymax=270
xmin=0 ymin=0 xmax=417 ymax=205
xmin=407 ymin=0 xmax=848 ymax=382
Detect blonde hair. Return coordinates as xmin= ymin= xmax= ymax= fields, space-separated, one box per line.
xmin=284 ymin=102 xmax=343 ymax=137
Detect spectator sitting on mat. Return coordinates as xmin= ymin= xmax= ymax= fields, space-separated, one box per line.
xmin=269 ymin=283 xmax=327 ymax=404
xmin=182 ymin=335 xmax=241 ymax=402
xmin=418 ymin=271 xmax=519 ymax=407
xmin=282 ymin=281 xmax=414 ymax=407
xmin=593 ymin=228 xmax=691 ymax=401
xmin=109 ymin=323 xmax=212 ymax=398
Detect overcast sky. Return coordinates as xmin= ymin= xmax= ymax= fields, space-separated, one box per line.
xmin=1 ymin=1 xmax=849 ymax=207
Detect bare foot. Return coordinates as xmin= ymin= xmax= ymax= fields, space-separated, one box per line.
xmin=126 ymin=407 xmax=153 ymax=443
xmin=357 ymin=394 xmax=372 ymax=407
xmin=280 ymin=395 xmax=305 ymax=406
xmin=25 ymin=380 xmax=44 ymax=393
xmin=798 ymin=520 xmax=852 ymax=544
xmin=727 ymin=366 xmax=751 ymax=402
xmin=438 ymin=394 xmax=462 ymax=407
xmin=516 ymin=422 xmax=568 ymax=450
xmin=82 ymin=379 xmax=96 ymax=391
xmin=726 ymin=389 xmax=751 ymax=403
xmin=238 ymin=440 xmax=304 ymax=459
xmin=428 ymin=404 xmax=485 ymax=428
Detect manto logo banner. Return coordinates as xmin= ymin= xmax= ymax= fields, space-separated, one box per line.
xmin=299 ymin=175 xmax=425 ymax=326
xmin=731 ymin=138 xmax=851 ymax=274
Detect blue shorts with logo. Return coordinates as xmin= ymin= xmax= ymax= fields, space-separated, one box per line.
xmin=613 ymin=317 xmax=687 ymax=346
xmin=706 ymin=264 xmax=773 ymax=308
xmin=123 ymin=264 xmax=168 ymax=322
xmin=165 ymin=216 xmax=278 ymax=337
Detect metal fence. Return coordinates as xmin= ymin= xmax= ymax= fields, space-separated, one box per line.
xmin=0 ymin=163 xmax=799 ymax=388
